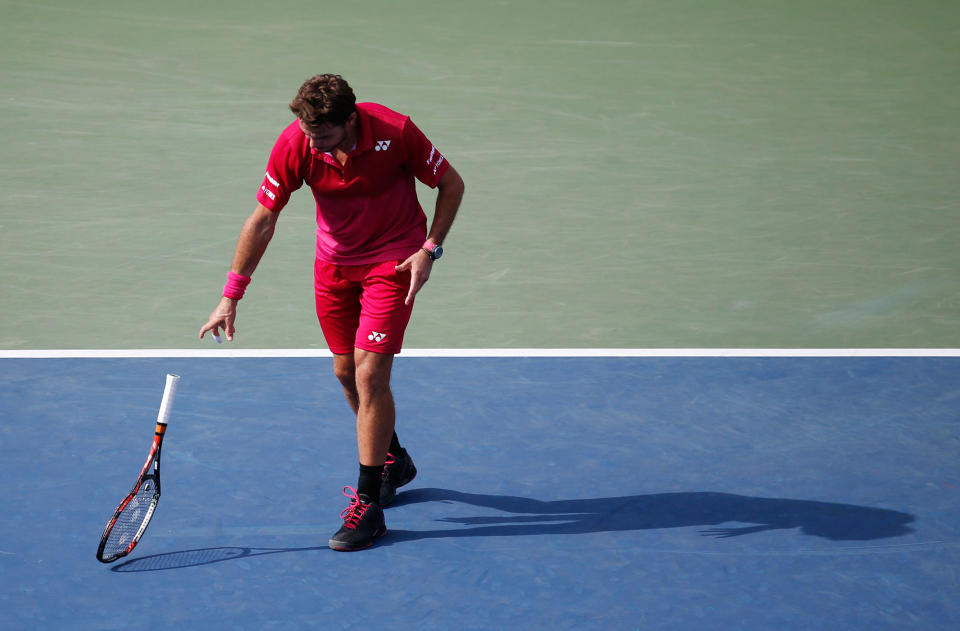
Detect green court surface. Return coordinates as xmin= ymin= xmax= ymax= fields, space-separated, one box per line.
xmin=1 ymin=0 xmax=958 ymax=350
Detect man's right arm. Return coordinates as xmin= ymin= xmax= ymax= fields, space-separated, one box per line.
xmin=229 ymin=203 xmax=280 ymax=275
xmin=198 ymin=204 xmax=280 ymax=341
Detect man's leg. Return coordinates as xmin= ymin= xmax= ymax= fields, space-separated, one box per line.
xmin=328 ymin=259 xmax=414 ymax=550
xmin=333 ymin=351 xmax=402 ymax=465
xmin=353 ymin=348 xmax=396 ymax=469
xmin=328 ymin=349 xmax=394 ymax=551
xmin=333 ymin=352 xmax=360 ymax=415
xmin=333 ymin=350 xmax=415 ymax=509
xmin=334 ymin=350 xmax=393 ymax=501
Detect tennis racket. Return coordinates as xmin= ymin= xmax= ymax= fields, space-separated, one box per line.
xmin=96 ymin=374 xmax=180 ymax=563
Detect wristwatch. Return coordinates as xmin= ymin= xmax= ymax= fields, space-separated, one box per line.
xmin=422 ymin=240 xmax=443 ymax=261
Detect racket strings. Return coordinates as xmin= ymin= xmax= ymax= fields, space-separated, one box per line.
xmin=103 ymin=480 xmax=157 ymax=557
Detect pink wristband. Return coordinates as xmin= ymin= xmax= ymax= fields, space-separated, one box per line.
xmin=223 ymin=271 xmax=251 ymax=300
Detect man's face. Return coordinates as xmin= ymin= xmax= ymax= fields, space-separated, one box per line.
xmin=299 ymin=119 xmax=349 ymax=153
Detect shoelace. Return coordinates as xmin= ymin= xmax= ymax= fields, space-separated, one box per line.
xmin=339 ymin=486 xmax=369 ymax=530
xmin=382 ymin=453 xmax=397 ymax=480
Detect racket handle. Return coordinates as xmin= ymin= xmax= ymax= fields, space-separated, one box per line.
xmin=156 ymin=374 xmax=181 ymax=426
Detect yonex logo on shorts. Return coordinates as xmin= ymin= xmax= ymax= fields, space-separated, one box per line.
xmin=375 ymin=140 xmax=391 ymax=151
xmin=368 ymin=331 xmax=387 ymax=343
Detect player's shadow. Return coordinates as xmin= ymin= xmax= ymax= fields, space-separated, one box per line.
xmin=110 ymin=489 xmax=914 ymax=571
xmin=384 ymin=488 xmax=915 ymax=544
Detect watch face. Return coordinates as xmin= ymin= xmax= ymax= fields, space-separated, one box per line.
xmin=433 ymin=245 xmax=443 ymax=259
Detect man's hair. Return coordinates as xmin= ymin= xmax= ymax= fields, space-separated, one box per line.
xmin=289 ymin=74 xmax=357 ymax=128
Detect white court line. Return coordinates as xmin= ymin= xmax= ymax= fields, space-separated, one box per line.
xmin=1 ymin=349 xmax=959 ymax=358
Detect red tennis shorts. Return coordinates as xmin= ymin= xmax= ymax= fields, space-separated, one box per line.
xmin=314 ymin=258 xmax=415 ymax=355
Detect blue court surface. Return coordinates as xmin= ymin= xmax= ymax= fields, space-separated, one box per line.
xmin=1 ymin=356 xmax=958 ymax=630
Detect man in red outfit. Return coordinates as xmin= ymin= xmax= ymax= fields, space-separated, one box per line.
xmin=199 ymin=74 xmax=465 ymax=550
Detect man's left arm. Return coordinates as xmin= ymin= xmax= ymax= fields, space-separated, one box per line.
xmin=396 ymin=164 xmax=465 ymax=305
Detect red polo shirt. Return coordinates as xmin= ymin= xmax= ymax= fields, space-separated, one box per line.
xmin=256 ymin=102 xmax=450 ymax=265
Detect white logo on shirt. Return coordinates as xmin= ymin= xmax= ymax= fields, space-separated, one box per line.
xmin=426 ymin=146 xmax=444 ymax=175
xmin=375 ymin=140 xmax=391 ymax=151
xmin=265 ymin=171 xmax=280 ymax=186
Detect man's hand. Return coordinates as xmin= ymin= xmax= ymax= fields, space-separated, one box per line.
xmin=199 ymin=297 xmax=239 ymax=341
xmin=395 ymin=249 xmax=433 ymax=306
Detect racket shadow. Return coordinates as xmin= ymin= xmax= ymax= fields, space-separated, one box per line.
xmin=383 ymin=488 xmax=915 ymax=544
xmin=110 ymin=545 xmax=324 ymax=572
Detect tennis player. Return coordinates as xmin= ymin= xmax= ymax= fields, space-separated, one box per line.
xmin=199 ymin=74 xmax=464 ymax=551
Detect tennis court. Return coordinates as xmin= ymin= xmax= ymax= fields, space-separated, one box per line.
xmin=2 ymin=0 xmax=959 ymax=628
xmin=1 ymin=354 xmax=958 ymax=629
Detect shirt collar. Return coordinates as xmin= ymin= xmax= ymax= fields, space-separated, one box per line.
xmin=352 ymin=105 xmax=375 ymax=153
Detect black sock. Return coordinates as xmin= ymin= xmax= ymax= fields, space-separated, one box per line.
xmin=389 ymin=432 xmax=404 ymax=457
xmin=357 ymin=463 xmax=384 ymax=504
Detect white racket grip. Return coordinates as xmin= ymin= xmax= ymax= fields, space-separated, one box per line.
xmin=156 ymin=374 xmax=181 ymax=426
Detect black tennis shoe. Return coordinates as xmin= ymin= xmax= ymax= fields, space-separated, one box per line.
xmin=328 ymin=487 xmax=386 ymax=551
xmin=380 ymin=450 xmax=417 ymax=506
